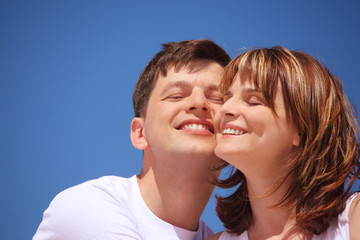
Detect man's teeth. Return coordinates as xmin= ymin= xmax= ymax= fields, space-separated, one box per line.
xmin=183 ymin=123 xmax=209 ymax=131
xmin=222 ymin=128 xmax=244 ymax=135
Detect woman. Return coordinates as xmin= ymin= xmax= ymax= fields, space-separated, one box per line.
xmin=209 ymin=47 xmax=360 ymax=239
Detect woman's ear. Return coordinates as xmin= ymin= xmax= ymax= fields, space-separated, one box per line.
xmin=292 ymin=132 xmax=300 ymax=147
xmin=130 ymin=117 xmax=148 ymax=150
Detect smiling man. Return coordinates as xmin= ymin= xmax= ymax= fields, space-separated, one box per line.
xmin=33 ymin=40 xmax=231 ymax=240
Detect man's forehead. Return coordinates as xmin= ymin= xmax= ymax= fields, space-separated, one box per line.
xmin=162 ymin=68 xmax=221 ymax=86
xmin=152 ymin=60 xmax=222 ymax=93
xmin=163 ymin=59 xmax=221 ymax=75
xmin=161 ymin=79 xmax=220 ymax=91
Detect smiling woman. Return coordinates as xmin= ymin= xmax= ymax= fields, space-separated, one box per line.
xmin=210 ymin=46 xmax=360 ymax=240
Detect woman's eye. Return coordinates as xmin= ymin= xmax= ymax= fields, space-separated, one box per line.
xmin=223 ymin=92 xmax=231 ymax=102
xmin=246 ymin=96 xmax=264 ymax=106
xmin=247 ymin=102 xmax=261 ymax=106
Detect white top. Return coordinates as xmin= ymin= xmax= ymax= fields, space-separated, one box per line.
xmin=33 ymin=175 xmax=213 ymax=240
xmin=219 ymin=193 xmax=359 ymax=240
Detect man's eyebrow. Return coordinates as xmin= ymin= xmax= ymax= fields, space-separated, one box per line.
xmin=160 ymin=80 xmax=191 ymax=94
xmin=206 ymin=84 xmax=220 ymax=91
xmin=160 ymin=81 xmax=220 ymax=95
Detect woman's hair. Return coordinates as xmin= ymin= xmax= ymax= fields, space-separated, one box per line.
xmin=215 ymin=46 xmax=360 ymax=235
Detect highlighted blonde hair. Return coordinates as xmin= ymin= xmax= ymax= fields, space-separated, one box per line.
xmin=216 ymin=46 xmax=360 ymax=235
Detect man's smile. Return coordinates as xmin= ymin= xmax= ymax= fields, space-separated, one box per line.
xmin=176 ymin=119 xmax=214 ymax=134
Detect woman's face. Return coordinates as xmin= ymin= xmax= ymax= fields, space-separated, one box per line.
xmin=214 ymin=76 xmax=300 ymax=177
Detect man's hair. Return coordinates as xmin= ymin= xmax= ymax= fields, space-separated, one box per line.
xmin=215 ymin=46 xmax=360 ymax=235
xmin=132 ymin=39 xmax=231 ymax=117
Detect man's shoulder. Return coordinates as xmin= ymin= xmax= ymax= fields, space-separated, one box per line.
xmin=51 ymin=175 xmax=136 ymax=209
xmin=33 ymin=175 xmax=141 ymax=240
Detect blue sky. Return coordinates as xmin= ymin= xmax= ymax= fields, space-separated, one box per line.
xmin=1 ymin=1 xmax=359 ymax=239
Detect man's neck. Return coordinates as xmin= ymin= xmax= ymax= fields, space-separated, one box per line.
xmin=137 ymin=156 xmax=220 ymax=231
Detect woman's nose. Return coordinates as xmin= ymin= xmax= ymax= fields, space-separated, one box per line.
xmin=219 ymin=97 xmax=239 ymax=117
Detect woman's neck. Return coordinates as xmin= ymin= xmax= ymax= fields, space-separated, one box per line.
xmin=245 ymin=174 xmax=312 ymax=240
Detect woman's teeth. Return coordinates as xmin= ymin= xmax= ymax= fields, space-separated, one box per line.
xmin=222 ymin=128 xmax=244 ymax=135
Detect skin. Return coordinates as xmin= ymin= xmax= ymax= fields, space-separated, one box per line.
xmin=215 ymin=78 xmax=299 ymax=187
xmin=209 ymin=76 xmax=360 ymax=239
xmin=211 ymin=77 xmax=305 ymax=240
xmin=349 ymin=194 xmax=360 ymax=240
xmin=130 ymin=59 xmax=224 ymax=231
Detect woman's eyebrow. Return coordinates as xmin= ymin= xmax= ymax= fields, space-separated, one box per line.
xmin=242 ymin=87 xmax=261 ymax=93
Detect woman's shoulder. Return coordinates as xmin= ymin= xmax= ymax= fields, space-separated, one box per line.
xmin=207 ymin=232 xmax=223 ymax=240
xmin=207 ymin=231 xmax=247 ymax=240
xmin=348 ymin=192 xmax=360 ymax=239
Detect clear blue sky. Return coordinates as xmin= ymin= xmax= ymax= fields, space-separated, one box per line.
xmin=1 ymin=1 xmax=359 ymax=239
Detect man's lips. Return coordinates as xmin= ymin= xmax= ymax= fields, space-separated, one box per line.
xmin=176 ymin=119 xmax=214 ymax=134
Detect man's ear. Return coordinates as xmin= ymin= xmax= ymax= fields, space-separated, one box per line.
xmin=130 ymin=117 xmax=148 ymax=150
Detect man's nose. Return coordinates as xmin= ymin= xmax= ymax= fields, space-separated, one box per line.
xmin=187 ymin=91 xmax=209 ymax=112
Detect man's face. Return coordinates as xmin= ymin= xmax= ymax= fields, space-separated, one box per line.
xmin=142 ymin=60 xmax=224 ymax=161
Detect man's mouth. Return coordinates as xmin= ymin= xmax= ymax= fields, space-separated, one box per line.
xmin=176 ymin=121 xmax=214 ymax=134
xmin=182 ymin=123 xmax=209 ymax=131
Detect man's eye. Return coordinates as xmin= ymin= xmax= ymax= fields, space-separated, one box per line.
xmin=208 ymin=96 xmax=223 ymax=103
xmin=166 ymin=94 xmax=183 ymax=100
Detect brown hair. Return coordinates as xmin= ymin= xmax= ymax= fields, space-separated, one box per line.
xmin=216 ymin=46 xmax=360 ymax=235
xmin=132 ymin=39 xmax=231 ymax=117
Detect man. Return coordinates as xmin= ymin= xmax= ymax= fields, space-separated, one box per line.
xmin=33 ymin=39 xmax=231 ymax=240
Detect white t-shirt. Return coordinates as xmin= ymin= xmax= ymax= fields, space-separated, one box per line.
xmin=218 ymin=193 xmax=359 ymax=240
xmin=33 ymin=175 xmax=213 ymax=240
